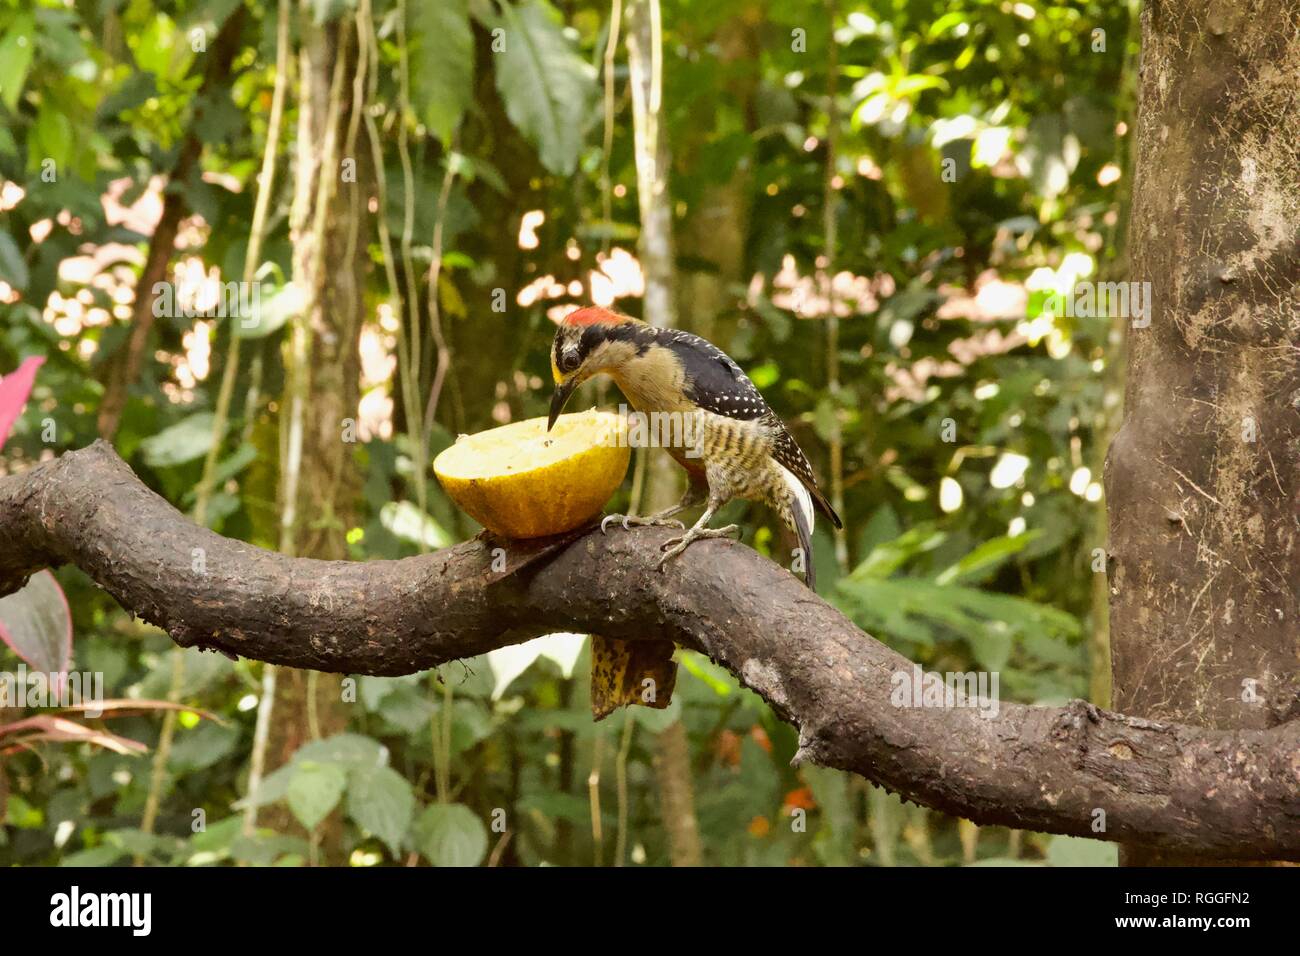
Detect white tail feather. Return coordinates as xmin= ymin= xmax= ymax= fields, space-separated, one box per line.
xmin=777 ymin=463 xmax=815 ymax=533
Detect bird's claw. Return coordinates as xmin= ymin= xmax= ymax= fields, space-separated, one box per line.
xmin=601 ymin=513 xmax=685 ymax=534
xmin=656 ymin=524 xmax=741 ymax=569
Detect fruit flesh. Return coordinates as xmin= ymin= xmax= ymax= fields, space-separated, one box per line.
xmin=434 ymin=411 xmax=629 ymax=539
xmin=434 ymin=412 xmax=620 ymax=479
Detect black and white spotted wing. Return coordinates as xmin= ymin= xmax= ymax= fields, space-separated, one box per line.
xmin=658 ymin=328 xmax=843 ymax=528
xmin=766 ymin=414 xmax=843 ymax=528
xmin=658 ymin=328 xmax=769 ymax=421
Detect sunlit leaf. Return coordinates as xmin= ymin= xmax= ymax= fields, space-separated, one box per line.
xmin=0 ymin=14 xmax=35 ymax=111
xmin=935 ymin=531 xmax=1041 ymax=586
xmin=493 ymin=0 xmax=598 ymax=176
xmin=849 ymin=524 xmax=946 ymax=580
xmin=379 ymin=500 xmax=453 ymax=550
xmin=486 ymin=632 xmax=585 ymax=699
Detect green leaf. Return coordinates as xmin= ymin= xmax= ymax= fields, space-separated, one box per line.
xmin=233 ymin=763 xmax=296 ymax=810
xmin=678 ymin=649 xmax=736 ymax=697
xmin=230 ymin=832 xmax=310 ymax=866
xmin=98 ymin=71 xmax=158 ymax=119
xmin=233 ymin=283 xmax=302 ymax=339
xmin=965 ymin=627 xmax=1013 ymax=672
xmin=494 ymin=1 xmax=598 ymax=175
xmin=132 ymin=13 xmax=195 ymax=83
xmin=379 ymin=500 xmax=453 ymax=550
xmin=185 ymin=815 xmax=243 ymax=859
xmin=409 ymin=0 xmax=474 ymax=143
xmin=835 ymin=576 xmax=1080 ymax=667
xmin=517 ymin=791 xmax=590 ymax=826
xmin=29 ymin=103 xmax=73 ymax=177
xmin=935 ymin=531 xmax=1040 ymax=586
xmin=295 ymin=733 xmax=389 ymax=769
xmin=412 ymin=802 xmax=488 ymax=867
xmin=104 ymin=827 xmax=180 ymax=860
xmin=169 ymin=721 xmax=239 ymax=772
xmin=444 ymin=699 xmax=495 ymax=757
xmin=181 ymin=444 xmax=259 ymax=506
xmin=1046 ymin=835 xmax=1118 ymax=867
xmin=849 ymin=524 xmax=946 ymax=580
xmin=60 ymin=845 xmax=129 ymax=867
xmin=0 ymin=14 xmax=35 ymax=112
xmin=139 ymin=412 xmax=220 ymax=468
xmin=287 ymin=762 xmax=347 ymax=831
xmin=376 ymin=683 xmax=436 ymax=735
xmin=346 ymin=766 xmax=415 ymax=856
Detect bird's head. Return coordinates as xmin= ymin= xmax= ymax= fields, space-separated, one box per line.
xmin=548 ymin=306 xmax=641 ymax=430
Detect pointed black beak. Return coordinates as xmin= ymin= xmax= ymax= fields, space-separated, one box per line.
xmin=548 ymin=379 xmax=576 ymax=431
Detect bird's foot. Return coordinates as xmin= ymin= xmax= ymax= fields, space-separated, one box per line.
xmin=656 ymin=524 xmax=741 ymax=568
xmin=600 ymin=512 xmax=685 ymax=534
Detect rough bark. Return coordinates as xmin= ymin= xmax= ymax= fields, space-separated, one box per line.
xmin=1106 ymin=0 xmax=1300 ymax=864
xmin=283 ymin=12 xmax=367 ymax=564
xmin=626 ymin=0 xmax=677 ymax=335
xmin=258 ymin=7 xmax=370 ymax=849
xmin=627 ymin=0 xmax=704 ymax=867
xmin=2 ymin=442 xmax=1298 ymax=860
xmin=652 ymin=720 xmax=702 ymax=866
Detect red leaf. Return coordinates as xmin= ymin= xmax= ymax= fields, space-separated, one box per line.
xmin=0 ymin=355 xmax=45 ymax=451
xmin=0 ymin=715 xmax=147 ymax=756
xmin=0 ymin=569 xmax=73 ymax=679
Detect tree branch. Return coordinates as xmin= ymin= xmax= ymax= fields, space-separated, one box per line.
xmin=2 ymin=442 xmax=1298 ymax=859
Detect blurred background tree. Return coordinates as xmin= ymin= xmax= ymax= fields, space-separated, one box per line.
xmin=0 ymin=0 xmax=1139 ymax=866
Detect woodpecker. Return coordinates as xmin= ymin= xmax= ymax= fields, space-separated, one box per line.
xmin=548 ymin=306 xmax=841 ymax=588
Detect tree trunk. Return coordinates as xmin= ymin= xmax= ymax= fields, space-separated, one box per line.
xmin=1106 ymin=0 xmax=1300 ymax=866
xmin=626 ymin=0 xmax=705 ymax=867
xmin=259 ymin=5 xmax=370 ymax=857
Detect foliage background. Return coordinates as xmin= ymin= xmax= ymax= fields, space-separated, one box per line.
xmin=0 ymin=0 xmax=1135 ymax=866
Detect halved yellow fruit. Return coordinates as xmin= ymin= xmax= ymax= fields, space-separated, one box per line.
xmin=433 ymin=410 xmax=629 ymax=539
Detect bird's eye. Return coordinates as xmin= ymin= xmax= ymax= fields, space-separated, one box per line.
xmin=558 ymin=349 xmax=581 ymax=374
